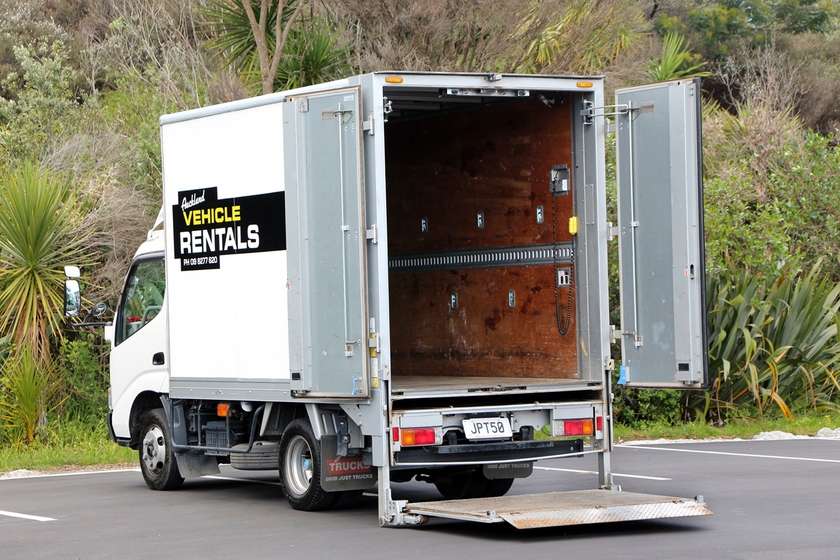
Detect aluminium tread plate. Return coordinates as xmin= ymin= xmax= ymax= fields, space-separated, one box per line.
xmin=405 ymin=489 xmax=711 ymax=529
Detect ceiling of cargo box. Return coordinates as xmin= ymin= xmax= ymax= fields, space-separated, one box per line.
xmin=383 ymin=87 xmax=567 ymax=121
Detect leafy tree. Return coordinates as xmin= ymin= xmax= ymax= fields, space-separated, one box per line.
xmin=273 ymin=17 xmax=350 ymax=90
xmin=0 ymin=41 xmax=78 ymax=160
xmin=205 ymin=0 xmax=309 ymax=94
xmin=0 ymin=162 xmax=94 ymax=358
xmin=655 ymin=0 xmax=838 ymax=60
xmin=647 ymin=32 xmax=711 ymax=81
xmin=515 ymin=0 xmax=646 ymax=74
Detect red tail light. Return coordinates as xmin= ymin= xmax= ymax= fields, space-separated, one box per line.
xmin=400 ymin=428 xmax=437 ymax=446
xmin=563 ymin=419 xmax=594 ymax=436
xmin=596 ymin=416 xmax=604 ymax=432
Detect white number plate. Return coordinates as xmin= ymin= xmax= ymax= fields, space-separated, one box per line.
xmin=462 ymin=417 xmax=512 ymax=440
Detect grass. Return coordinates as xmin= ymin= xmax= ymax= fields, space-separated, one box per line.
xmin=2 ymin=413 xmax=840 ymax=474
xmin=0 ymin=419 xmax=134 ymax=473
xmin=614 ymin=412 xmax=840 ymax=441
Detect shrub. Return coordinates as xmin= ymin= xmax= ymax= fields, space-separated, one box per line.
xmin=58 ymin=334 xmax=109 ymax=422
xmin=706 ymin=263 xmax=840 ymax=419
xmin=0 ymin=346 xmax=62 ymax=445
xmin=612 ymin=382 xmax=684 ymax=427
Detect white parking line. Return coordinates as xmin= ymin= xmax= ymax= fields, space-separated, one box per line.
xmin=202 ymin=475 xmax=283 ymax=487
xmin=0 ymin=510 xmax=55 ymax=522
xmin=621 ymin=445 xmax=840 ymax=464
xmin=534 ymin=466 xmax=671 ymax=481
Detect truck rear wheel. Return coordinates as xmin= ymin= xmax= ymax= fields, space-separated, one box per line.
xmin=279 ymin=419 xmax=338 ymax=511
xmin=434 ymin=470 xmax=514 ymax=499
xmin=138 ymin=408 xmax=184 ymax=491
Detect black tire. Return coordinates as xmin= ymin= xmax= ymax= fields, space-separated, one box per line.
xmin=434 ymin=469 xmax=514 ymax=499
xmin=483 ymin=477 xmax=515 ymax=497
xmin=279 ymin=419 xmax=338 ymax=511
xmin=138 ymin=408 xmax=184 ymax=491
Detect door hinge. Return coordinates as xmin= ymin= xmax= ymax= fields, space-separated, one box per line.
xmin=366 ymin=224 xmax=378 ymax=244
xmin=612 ymin=325 xmax=643 ymax=347
xmin=363 ymin=113 xmax=374 ymax=135
xmin=580 ymin=100 xmax=632 ymax=125
xmin=608 ymin=221 xmax=619 ymax=241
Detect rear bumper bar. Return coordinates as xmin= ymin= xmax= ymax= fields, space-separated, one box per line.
xmin=394 ymin=438 xmax=583 ymax=466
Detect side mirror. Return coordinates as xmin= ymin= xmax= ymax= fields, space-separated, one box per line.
xmin=64 ymin=279 xmax=81 ymax=317
xmin=91 ymin=302 xmax=108 ymax=318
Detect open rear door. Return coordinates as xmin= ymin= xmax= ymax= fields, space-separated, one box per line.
xmin=615 ymin=79 xmax=707 ymax=388
xmin=284 ymin=87 xmax=369 ymax=397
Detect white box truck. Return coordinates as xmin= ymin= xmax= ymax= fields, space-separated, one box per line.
xmin=65 ymin=71 xmax=711 ymax=528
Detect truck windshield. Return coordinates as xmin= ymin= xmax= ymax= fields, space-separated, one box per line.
xmin=116 ymin=257 xmax=165 ymax=345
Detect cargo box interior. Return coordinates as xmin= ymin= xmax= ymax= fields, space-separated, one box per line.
xmin=383 ymin=88 xmax=585 ymax=396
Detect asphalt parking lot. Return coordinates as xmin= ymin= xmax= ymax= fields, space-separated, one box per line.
xmin=2 ymin=439 xmax=840 ymax=560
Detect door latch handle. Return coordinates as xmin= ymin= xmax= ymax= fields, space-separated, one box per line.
xmin=152 ymin=352 xmax=165 ymax=366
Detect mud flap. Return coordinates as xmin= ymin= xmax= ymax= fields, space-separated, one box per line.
xmin=320 ymin=435 xmax=377 ymax=492
xmin=482 ymin=462 xmax=533 ymax=479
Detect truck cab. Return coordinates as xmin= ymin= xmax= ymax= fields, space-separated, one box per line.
xmin=67 ymin=71 xmax=711 ymax=528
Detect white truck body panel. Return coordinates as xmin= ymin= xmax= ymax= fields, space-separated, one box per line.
xmin=160 ymin=102 xmax=291 ymax=382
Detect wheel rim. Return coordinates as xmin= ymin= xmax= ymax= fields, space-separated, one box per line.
xmin=142 ymin=425 xmax=166 ymax=474
xmin=283 ymin=435 xmax=314 ymax=498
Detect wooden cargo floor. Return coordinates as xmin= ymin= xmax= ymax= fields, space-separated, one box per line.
xmin=391 ymin=375 xmax=594 ymax=398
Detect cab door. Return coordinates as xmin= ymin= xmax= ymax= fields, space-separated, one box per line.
xmin=109 ymin=254 xmax=169 ymax=437
xmin=615 ymin=79 xmax=707 ymax=388
xmin=283 ymin=87 xmax=369 ymax=397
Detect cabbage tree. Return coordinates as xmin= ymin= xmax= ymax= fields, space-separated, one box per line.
xmin=0 ymin=162 xmax=94 ymax=358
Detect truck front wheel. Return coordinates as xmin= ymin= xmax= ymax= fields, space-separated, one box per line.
xmin=279 ymin=419 xmax=338 ymax=511
xmin=138 ymin=408 xmax=184 ymax=491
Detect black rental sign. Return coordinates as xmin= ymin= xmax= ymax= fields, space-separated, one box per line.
xmin=172 ymin=187 xmax=286 ymax=271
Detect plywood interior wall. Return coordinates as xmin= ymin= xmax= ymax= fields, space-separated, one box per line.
xmin=386 ymin=96 xmax=578 ymax=379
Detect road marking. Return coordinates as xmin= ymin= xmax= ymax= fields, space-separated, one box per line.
xmin=621 ymin=445 xmax=840 ymax=464
xmin=202 ymin=475 xmax=284 ymax=487
xmin=534 ymin=466 xmax=671 ymax=481
xmin=0 ymin=510 xmax=55 ymax=522
xmin=0 ymin=468 xmax=140 ymax=481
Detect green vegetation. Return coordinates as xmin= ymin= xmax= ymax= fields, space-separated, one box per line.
xmin=0 ymin=162 xmax=94 ymax=357
xmin=614 ymin=412 xmax=840 ymax=442
xmin=0 ymin=421 xmax=134 ymax=473
xmin=0 ymin=0 xmax=839 ymax=470
xmin=647 ymin=32 xmax=710 ymax=82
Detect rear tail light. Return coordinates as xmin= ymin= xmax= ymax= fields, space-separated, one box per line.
xmin=596 ymin=416 xmax=604 ymax=432
xmin=399 ymin=428 xmax=438 ymax=447
xmin=563 ymin=418 xmax=594 ymax=436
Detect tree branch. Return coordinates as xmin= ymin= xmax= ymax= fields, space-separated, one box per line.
xmin=267 ymin=0 xmax=307 ymax=91
xmin=241 ymin=0 xmax=272 ymax=92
